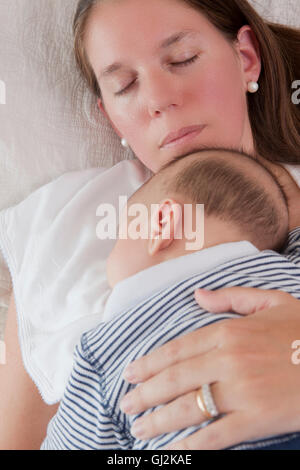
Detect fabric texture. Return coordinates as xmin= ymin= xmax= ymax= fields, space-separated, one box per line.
xmin=103 ymin=241 xmax=259 ymax=321
xmin=0 ymin=159 xmax=150 ymax=403
xmin=41 ymin=228 xmax=300 ymax=450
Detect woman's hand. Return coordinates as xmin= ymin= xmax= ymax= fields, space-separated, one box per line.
xmin=120 ymin=287 xmax=300 ymax=450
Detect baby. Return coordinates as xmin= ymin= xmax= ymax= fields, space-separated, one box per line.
xmin=106 ymin=147 xmax=289 ymax=291
xmin=42 ymin=148 xmax=300 ymax=450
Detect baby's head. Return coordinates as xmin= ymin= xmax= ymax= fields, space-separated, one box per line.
xmin=107 ymin=148 xmax=289 ymax=288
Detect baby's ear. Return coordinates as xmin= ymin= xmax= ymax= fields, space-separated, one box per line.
xmin=148 ymin=199 xmax=182 ymax=256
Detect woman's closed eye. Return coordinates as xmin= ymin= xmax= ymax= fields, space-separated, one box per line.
xmin=115 ymin=55 xmax=199 ymax=96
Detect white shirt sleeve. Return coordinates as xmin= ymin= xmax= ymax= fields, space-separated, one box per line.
xmin=0 ymin=159 xmax=150 ymax=404
xmin=283 ymin=164 xmax=300 ymax=187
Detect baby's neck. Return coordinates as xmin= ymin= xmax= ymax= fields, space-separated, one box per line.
xmin=158 ymin=216 xmax=247 ymax=262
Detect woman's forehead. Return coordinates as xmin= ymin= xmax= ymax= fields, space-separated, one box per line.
xmin=98 ymin=30 xmax=201 ymax=80
xmin=85 ymin=0 xmax=217 ymax=72
xmin=86 ymin=0 xmax=211 ymax=41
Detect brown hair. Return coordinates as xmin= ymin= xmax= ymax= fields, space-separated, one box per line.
xmin=73 ymin=0 xmax=300 ymax=164
xmin=135 ymin=147 xmax=289 ymax=252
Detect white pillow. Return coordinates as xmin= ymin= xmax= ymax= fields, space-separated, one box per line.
xmin=0 ymin=0 xmax=136 ymax=212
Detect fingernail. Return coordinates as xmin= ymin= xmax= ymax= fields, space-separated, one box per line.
xmin=195 ymin=288 xmax=213 ymax=301
xmin=123 ymin=365 xmax=138 ymax=383
xmin=120 ymin=396 xmax=134 ymax=413
xmin=131 ymin=421 xmax=146 ymax=439
xmin=196 ymin=288 xmax=210 ymax=294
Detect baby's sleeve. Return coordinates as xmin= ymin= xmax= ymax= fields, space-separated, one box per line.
xmin=40 ymin=337 xmax=131 ymax=450
xmin=282 ymin=227 xmax=300 ymax=266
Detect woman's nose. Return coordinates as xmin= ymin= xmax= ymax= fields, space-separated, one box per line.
xmin=143 ymin=70 xmax=182 ymax=117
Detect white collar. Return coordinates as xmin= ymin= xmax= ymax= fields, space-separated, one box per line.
xmin=103 ymin=241 xmax=259 ymax=322
xmin=282 ymin=163 xmax=300 ymax=187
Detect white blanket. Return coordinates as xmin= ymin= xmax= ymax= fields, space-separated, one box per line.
xmin=0 ymin=159 xmax=149 ymax=403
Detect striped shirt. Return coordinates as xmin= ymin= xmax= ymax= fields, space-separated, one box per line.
xmin=41 ymin=228 xmax=300 ymax=450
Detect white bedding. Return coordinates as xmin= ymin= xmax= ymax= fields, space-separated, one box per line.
xmin=0 ymin=159 xmax=150 ymax=403
xmin=0 ymin=0 xmax=299 ymax=335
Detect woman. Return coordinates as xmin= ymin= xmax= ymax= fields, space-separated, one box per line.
xmin=0 ymin=0 xmax=299 ymax=449
xmin=73 ymin=0 xmax=300 ymax=450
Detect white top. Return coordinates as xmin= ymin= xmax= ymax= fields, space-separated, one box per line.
xmin=0 ymin=160 xmax=299 ymax=404
xmin=0 ymin=159 xmax=150 ymax=404
xmin=103 ymin=241 xmax=259 ymax=321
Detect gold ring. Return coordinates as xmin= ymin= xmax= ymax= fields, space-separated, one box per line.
xmin=196 ymin=384 xmax=219 ymax=419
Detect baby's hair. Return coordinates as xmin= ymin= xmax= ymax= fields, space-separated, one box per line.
xmin=131 ymin=147 xmax=289 ymax=252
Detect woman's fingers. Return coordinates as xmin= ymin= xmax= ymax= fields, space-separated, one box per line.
xmin=121 ymin=292 xmax=300 ymax=447
xmin=131 ymin=382 xmax=227 ymax=441
xmin=120 ymin=350 xmax=222 ymax=415
xmin=123 ymin=320 xmax=224 ymax=384
xmin=123 ymin=287 xmax=293 ymax=385
xmin=194 ymin=287 xmax=292 ymax=315
xmin=165 ymin=411 xmax=251 ymax=450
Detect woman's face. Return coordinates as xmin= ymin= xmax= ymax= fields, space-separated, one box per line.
xmin=85 ymin=0 xmax=261 ymax=173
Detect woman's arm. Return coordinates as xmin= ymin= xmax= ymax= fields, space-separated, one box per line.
xmin=120 ymin=287 xmax=300 ymax=450
xmin=0 ymin=294 xmax=59 ymax=450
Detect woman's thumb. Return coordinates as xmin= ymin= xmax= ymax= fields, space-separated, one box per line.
xmin=194 ymin=287 xmax=290 ymax=315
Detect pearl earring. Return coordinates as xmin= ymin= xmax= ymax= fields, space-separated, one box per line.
xmin=121 ymin=138 xmax=129 ymax=148
xmin=248 ymin=81 xmax=259 ymax=93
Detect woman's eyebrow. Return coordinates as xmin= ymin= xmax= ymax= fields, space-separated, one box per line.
xmin=98 ymin=30 xmax=197 ymax=80
xmin=159 ymin=30 xmax=196 ymax=49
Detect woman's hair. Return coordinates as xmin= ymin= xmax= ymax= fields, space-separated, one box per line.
xmin=73 ymin=0 xmax=300 ymax=164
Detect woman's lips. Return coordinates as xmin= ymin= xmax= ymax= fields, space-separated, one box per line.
xmin=160 ymin=125 xmax=206 ymax=149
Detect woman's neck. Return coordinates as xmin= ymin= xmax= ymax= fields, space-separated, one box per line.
xmin=259 ymin=159 xmax=300 ymax=231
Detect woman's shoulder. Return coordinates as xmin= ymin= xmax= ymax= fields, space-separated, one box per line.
xmin=45 ymin=158 xmax=150 ymax=191
xmin=0 ymin=158 xmax=150 ymax=405
xmin=26 ymin=159 xmax=148 ymax=204
xmin=1 ymin=159 xmax=150 ymax=220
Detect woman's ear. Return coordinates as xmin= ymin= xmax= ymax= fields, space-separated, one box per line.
xmin=236 ymin=25 xmax=261 ymax=88
xmin=148 ymin=199 xmax=183 ymax=257
xmin=97 ymin=98 xmax=122 ymax=139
